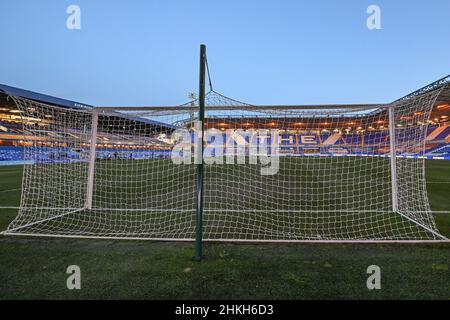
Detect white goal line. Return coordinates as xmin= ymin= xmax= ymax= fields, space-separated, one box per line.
xmin=1 ymin=232 xmax=449 ymax=244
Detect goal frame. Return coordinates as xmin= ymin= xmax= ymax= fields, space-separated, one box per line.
xmin=3 ymin=94 xmax=449 ymax=244
xmin=1 ymin=48 xmax=449 ymax=247
xmin=2 ymin=92 xmax=449 ymax=244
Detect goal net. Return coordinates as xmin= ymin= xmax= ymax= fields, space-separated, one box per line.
xmin=3 ymin=86 xmax=449 ymax=241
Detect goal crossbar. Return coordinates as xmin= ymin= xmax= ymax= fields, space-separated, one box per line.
xmin=94 ymin=103 xmax=390 ymax=112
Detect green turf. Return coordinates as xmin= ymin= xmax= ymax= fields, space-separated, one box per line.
xmin=0 ymin=160 xmax=449 ymax=299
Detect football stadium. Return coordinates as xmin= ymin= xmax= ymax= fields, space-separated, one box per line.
xmin=1 ymin=1 xmax=450 ymax=302
xmin=0 ymin=68 xmax=449 ymax=299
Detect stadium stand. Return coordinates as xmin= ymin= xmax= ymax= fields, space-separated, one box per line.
xmin=1 ymin=82 xmax=449 ymax=164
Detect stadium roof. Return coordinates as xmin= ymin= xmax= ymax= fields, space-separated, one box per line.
xmin=0 ymin=84 xmax=93 ymax=109
xmin=395 ymin=74 xmax=450 ymax=102
xmin=0 ymin=84 xmax=178 ymax=130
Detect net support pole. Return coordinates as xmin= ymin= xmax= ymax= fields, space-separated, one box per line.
xmin=195 ymin=44 xmax=206 ymax=261
xmin=388 ymin=107 xmax=398 ymax=212
xmin=85 ymin=110 xmax=99 ymax=210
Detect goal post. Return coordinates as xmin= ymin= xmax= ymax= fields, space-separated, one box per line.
xmin=388 ymin=107 xmax=398 ymax=212
xmin=2 ymin=83 xmax=449 ymax=243
xmin=85 ymin=110 xmax=98 ymax=210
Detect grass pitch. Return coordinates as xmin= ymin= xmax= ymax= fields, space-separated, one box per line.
xmin=0 ymin=160 xmax=449 ymax=299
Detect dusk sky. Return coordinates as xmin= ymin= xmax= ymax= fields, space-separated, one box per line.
xmin=1 ymin=0 xmax=449 ymax=106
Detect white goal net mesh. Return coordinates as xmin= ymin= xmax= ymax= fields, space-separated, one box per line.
xmin=4 ymin=86 xmax=448 ymax=241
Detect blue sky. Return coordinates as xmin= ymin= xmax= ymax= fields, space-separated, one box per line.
xmin=0 ymin=0 xmax=449 ymax=106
